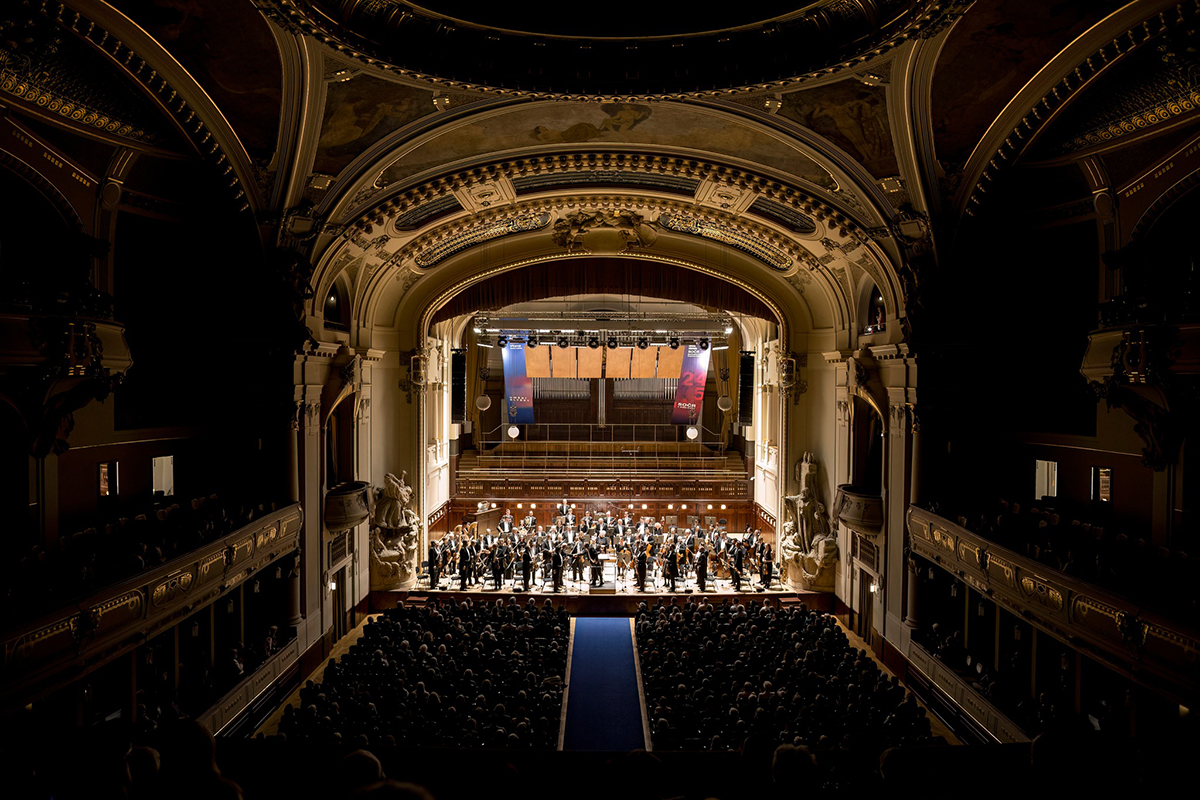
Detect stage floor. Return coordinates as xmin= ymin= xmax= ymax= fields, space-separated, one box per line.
xmin=371 ymin=573 xmax=832 ymax=616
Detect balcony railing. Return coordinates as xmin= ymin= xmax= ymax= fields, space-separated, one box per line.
xmin=907 ymin=505 xmax=1200 ymax=705
xmin=1 ymin=503 xmax=303 ymax=705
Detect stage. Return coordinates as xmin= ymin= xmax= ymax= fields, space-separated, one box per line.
xmin=370 ymin=577 xmax=833 ymax=616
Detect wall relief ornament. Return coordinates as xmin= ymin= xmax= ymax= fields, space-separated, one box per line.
xmin=551 ymin=209 xmax=657 ymax=252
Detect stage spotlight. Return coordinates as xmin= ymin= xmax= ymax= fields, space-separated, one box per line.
xmin=527 ymin=335 xmax=538 ymax=348
xmin=557 ymin=336 xmax=570 ymax=348
xmin=497 ymin=335 xmax=508 ymax=347
xmin=637 ymin=337 xmax=649 ymax=350
xmin=587 ymin=336 xmax=600 ymax=349
xmin=607 ymin=335 xmax=619 ymax=349
xmin=669 ymin=337 xmax=680 ymax=349
xmin=698 ymin=338 xmax=709 ymax=351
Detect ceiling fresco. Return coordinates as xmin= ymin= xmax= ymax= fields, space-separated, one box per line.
xmin=375 ymin=102 xmax=838 ymax=191
xmin=778 ymin=78 xmax=897 ymax=179
xmin=315 ymin=75 xmax=438 ymax=175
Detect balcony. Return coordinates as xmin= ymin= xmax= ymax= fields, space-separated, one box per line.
xmin=1 ymin=503 xmax=303 ymax=705
xmin=907 ymin=505 xmax=1200 ymax=705
xmin=325 ymin=481 xmax=372 ymax=531
xmin=834 ymin=484 xmax=884 ymax=537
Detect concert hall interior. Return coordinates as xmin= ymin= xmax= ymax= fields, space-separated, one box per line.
xmin=2 ymin=0 xmax=1200 ymax=797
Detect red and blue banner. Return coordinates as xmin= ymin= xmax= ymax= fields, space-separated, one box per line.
xmin=671 ymin=344 xmax=711 ymax=424
xmin=501 ymin=340 xmax=535 ymax=424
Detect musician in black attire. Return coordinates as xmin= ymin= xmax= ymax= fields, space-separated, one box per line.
xmin=520 ymin=544 xmax=532 ymax=591
xmin=458 ymin=542 xmax=472 ymax=590
xmin=588 ymin=544 xmax=602 ymax=587
xmin=696 ymin=546 xmax=708 ymax=592
xmin=490 ymin=544 xmax=505 ymax=590
xmin=428 ymin=541 xmax=440 ymax=589
xmin=636 ymin=548 xmax=647 ymax=592
xmin=731 ymin=541 xmax=745 ymax=591
xmin=551 ymin=546 xmax=564 ymax=592
xmin=570 ymin=540 xmax=585 ymax=583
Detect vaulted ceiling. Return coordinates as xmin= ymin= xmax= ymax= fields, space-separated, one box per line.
xmin=4 ymin=0 xmax=1200 ymax=351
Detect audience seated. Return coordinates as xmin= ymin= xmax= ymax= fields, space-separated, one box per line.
xmin=276 ymin=597 xmax=569 ymax=750
xmin=634 ymin=598 xmax=940 ymax=754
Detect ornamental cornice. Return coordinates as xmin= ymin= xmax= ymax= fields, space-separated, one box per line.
xmin=39 ymin=0 xmax=257 ymax=213
xmin=333 ymin=152 xmax=876 ymax=248
xmin=255 ymin=0 xmax=971 ymax=103
xmin=388 ymin=195 xmax=818 ymax=274
xmin=959 ymin=0 xmax=1200 ymax=219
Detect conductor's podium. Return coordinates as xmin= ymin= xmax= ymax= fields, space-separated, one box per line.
xmin=589 ymin=554 xmax=618 ymax=594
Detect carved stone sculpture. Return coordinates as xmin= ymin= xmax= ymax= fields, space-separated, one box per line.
xmin=780 ymin=455 xmax=840 ymax=592
xmin=372 ymin=470 xmax=412 ymax=529
xmin=370 ymin=470 xmax=419 ymax=589
xmin=369 ymin=521 xmax=420 ymax=590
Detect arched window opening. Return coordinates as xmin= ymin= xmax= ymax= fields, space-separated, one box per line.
xmin=863 ymin=285 xmax=886 ymax=334
xmin=324 ymin=283 xmax=349 ymax=332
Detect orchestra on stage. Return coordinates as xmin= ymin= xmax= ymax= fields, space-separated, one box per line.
xmin=424 ymin=501 xmax=776 ymax=594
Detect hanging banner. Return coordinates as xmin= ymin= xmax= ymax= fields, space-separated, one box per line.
xmin=672 ymin=344 xmax=711 ymax=424
xmin=501 ymin=341 xmax=535 ymax=424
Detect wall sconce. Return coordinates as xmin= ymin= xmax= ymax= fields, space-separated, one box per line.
xmin=869 ymin=582 xmax=878 ymax=594
xmin=410 ymin=353 xmax=427 ymax=385
xmin=978 ymin=602 xmax=987 ymax=617
xmin=530 ymin=503 xmax=536 ymax=509
xmin=330 ymin=579 xmax=338 ymax=592
xmin=642 ymin=503 xmax=648 ymax=509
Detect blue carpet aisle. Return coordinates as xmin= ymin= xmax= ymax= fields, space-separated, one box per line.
xmin=560 ymin=617 xmax=648 ymax=751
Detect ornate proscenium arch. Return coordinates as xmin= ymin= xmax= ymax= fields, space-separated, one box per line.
xmin=427 ymin=258 xmax=775 ymax=326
